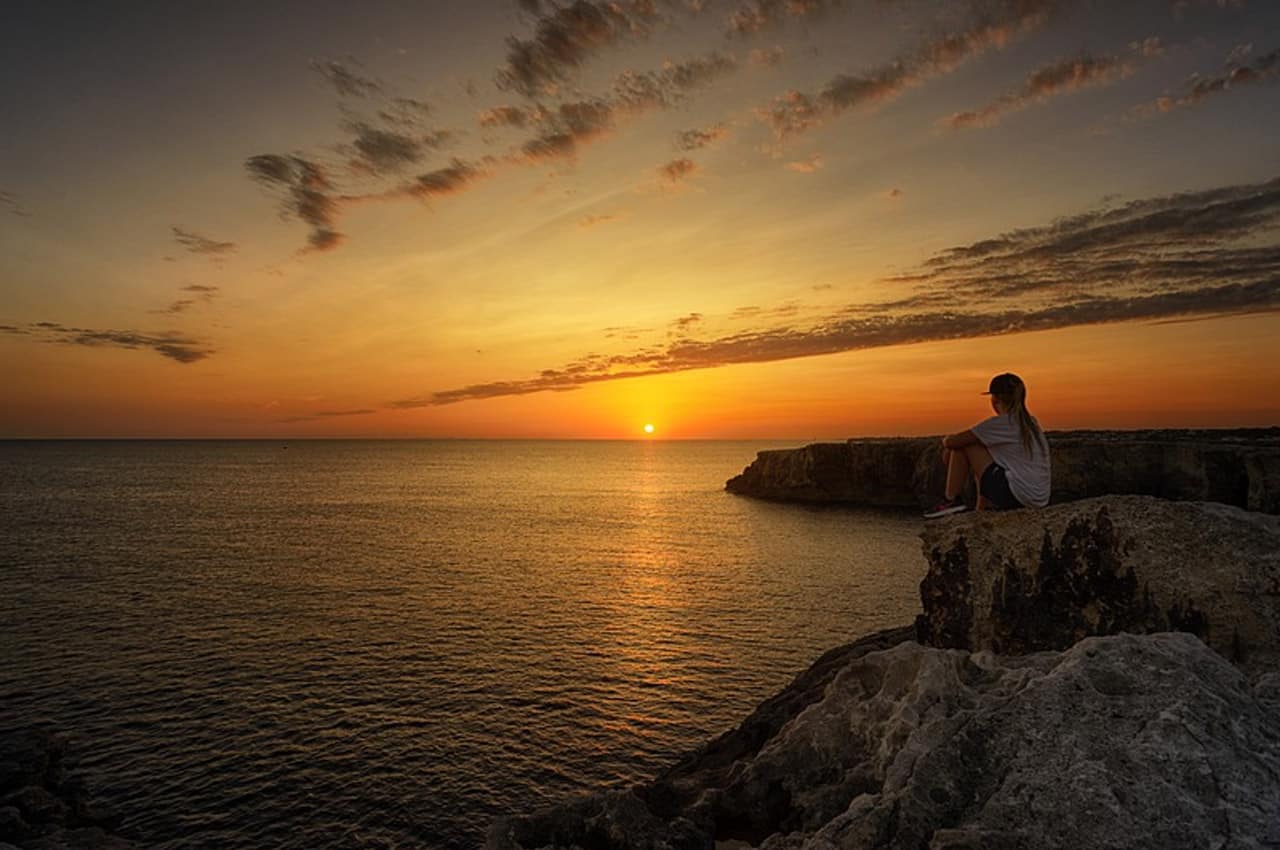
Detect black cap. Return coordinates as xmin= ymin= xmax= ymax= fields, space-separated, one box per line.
xmin=982 ymin=373 xmax=1021 ymax=395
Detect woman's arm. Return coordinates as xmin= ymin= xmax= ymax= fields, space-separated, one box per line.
xmin=942 ymin=429 xmax=979 ymax=450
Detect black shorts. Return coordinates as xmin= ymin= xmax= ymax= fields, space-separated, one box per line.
xmin=980 ymin=464 xmax=1023 ymax=511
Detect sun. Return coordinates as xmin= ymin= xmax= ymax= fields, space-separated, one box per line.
xmin=643 ymin=423 xmax=655 ymax=435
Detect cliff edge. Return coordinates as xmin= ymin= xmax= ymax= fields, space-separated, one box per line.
xmin=725 ymin=428 xmax=1280 ymax=513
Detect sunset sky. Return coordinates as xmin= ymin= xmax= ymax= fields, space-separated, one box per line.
xmin=2 ymin=0 xmax=1278 ymax=438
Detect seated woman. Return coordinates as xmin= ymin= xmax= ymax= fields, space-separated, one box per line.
xmin=925 ymin=373 xmax=1050 ymax=518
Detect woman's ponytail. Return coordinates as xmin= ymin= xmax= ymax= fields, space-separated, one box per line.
xmin=995 ymin=375 xmax=1045 ymax=457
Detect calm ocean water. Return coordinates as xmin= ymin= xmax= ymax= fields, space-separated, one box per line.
xmin=0 ymin=440 xmax=925 ymax=849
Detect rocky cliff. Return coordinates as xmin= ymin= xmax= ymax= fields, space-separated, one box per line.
xmin=490 ymin=494 xmax=1280 ymax=850
xmin=489 ymin=633 xmax=1280 ymax=850
xmin=725 ymin=428 xmax=1280 ymax=513
xmin=916 ymin=495 xmax=1280 ymax=675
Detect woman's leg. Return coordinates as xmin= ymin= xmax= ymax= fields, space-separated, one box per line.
xmin=944 ymin=448 xmax=969 ymax=500
xmin=963 ymin=443 xmax=996 ymax=509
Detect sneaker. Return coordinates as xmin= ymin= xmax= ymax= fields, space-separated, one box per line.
xmin=923 ymin=497 xmax=969 ymax=519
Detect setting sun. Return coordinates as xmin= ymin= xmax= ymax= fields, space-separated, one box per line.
xmin=643 ymin=424 xmax=655 ymax=435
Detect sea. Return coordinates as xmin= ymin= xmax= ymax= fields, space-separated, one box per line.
xmin=0 ymin=440 xmax=926 ymax=849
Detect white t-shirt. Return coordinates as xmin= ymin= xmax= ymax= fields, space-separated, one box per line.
xmin=970 ymin=413 xmax=1051 ymax=507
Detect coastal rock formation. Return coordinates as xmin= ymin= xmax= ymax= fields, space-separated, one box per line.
xmin=916 ymin=495 xmax=1280 ymax=675
xmin=725 ymin=428 xmax=1280 ymax=513
xmin=0 ymin=729 xmax=136 ymax=850
xmin=488 ymin=632 xmax=1280 ymax=849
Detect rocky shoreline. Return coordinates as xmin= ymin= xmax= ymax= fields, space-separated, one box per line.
xmin=489 ymin=492 xmax=1280 ymax=849
xmin=725 ymin=428 xmax=1280 ymax=513
xmin=0 ymin=728 xmax=136 ymax=850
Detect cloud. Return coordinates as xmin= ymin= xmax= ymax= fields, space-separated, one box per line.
xmin=519 ymin=99 xmax=617 ymax=161
xmin=2 ymin=322 xmax=214 ymax=363
xmin=756 ymin=0 xmax=1056 ymax=137
xmin=785 ymin=154 xmax=823 ymax=172
xmin=311 ymin=59 xmax=382 ymax=98
xmin=658 ymin=157 xmax=699 ymax=183
xmin=749 ymin=46 xmax=786 ymax=67
xmin=276 ymin=408 xmax=377 ymax=423
xmin=943 ymin=52 xmax=1134 ymax=129
xmin=579 ymin=213 xmax=621 ymax=227
xmin=0 ymin=190 xmax=29 ymax=217
xmin=726 ymin=0 xmax=844 ymax=36
xmin=152 ymin=284 xmax=220 ymax=316
xmin=496 ymin=0 xmax=663 ymax=97
xmin=670 ymin=311 xmax=704 ymax=332
xmin=344 ymin=122 xmax=454 ymax=175
xmin=675 ymin=123 xmax=729 ymax=151
xmin=1136 ymin=45 xmax=1279 ymax=115
xmin=245 ymin=154 xmax=345 ymax=253
xmin=479 ymin=105 xmax=532 ymax=128
xmin=402 ymin=158 xmax=492 ymax=199
xmin=172 ymin=227 xmax=237 ymax=257
xmin=394 ymin=177 xmax=1280 ymax=405
xmin=610 ymin=52 xmax=738 ymax=112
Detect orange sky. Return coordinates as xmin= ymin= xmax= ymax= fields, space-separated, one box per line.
xmin=2 ymin=1 xmax=1279 ymax=438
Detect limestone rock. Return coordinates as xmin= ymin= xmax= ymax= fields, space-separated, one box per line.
xmin=489 ymin=633 xmax=1280 ymax=849
xmin=725 ymin=429 xmax=1280 ymax=513
xmin=916 ymin=495 xmax=1280 ymax=674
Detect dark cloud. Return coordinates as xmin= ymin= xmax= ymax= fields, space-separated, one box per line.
xmin=757 ymin=0 xmax=1057 ymax=136
xmin=245 ymin=154 xmax=345 ymax=253
xmin=944 ymin=52 xmax=1133 ymax=129
xmin=516 ymin=52 xmax=736 ymax=163
xmin=395 ymin=177 xmax=1280 ymax=406
xmin=1138 ymin=45 xmax=1279 ymax=115
xmin=152 ymin=284 xmax=220 ymax=316
xmin=675 ymin=123 xmax=729 ymax=150
xmin=479 ymin=105 xmax=532 ymax=128
xmin=403 ymin=159 xmax=491 ymax=199
xmin=727 ymin=0 xmax=844 ymax=36
xmin=2 ymin=322 xmax=213 ymax=363
xmin=611 ymin=52 xmax=737 ymax=111
xmin=344 ymin=122 xmax=454 ymax=175
xmin=658 ymin=157 xmax=699 ymax=182
xmin=312 ymin=59 xmax=382 ymax=98
xmin=496 ymin=0 xmax=664 ymax=97
xmin=172 ymin=227 xmax=237 ymax=257
xmin=670 ymin=312 xmax=704 ymax=331
xmin=520 ymin=99 xmax=616 ymax=161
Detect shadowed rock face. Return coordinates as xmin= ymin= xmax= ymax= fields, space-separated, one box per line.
xmin=488 ymin=633 xmax=1280 ymax=850
xmin=917 ymin=495 xmax=1280 ymax=674
xmin=725 ymin=428 xmax=1280 ymax=513
xmin=0 ymin=729 xmax=136 ymax=849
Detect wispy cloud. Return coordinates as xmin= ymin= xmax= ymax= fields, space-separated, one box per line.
xmin=943 ymin=52 xmax=1134 ymax=129
xmin=658 ymin=157 xmax=699 ymax=183
xmin=756 ymin=0 xmax=1056 ymax=137
xmin=311 ymin=59 xmax=382 ymax=98
xmin=151 ymin=284 xmax=220 ymax=317
xmin=785 ymin=154 xmax=823 ymax=172
xmin=1135 ymin=44 xmax=1279 ymax=116
xmin=276 ymin=408 xmax=377 ymax=424
xmin=245 ymin=155 xmax=345 ymax=253
xmin=726 ymin=0 xmax=844 ymax=37
xmin=0 ymin=190 xmax=29 ymax=217
xmin=675 ymin=123 xmax=729 ymax=151
xmin=578 ymin=213 xmax=621 ymax=228
xmin=393 ymin=177 xmax=1280 ymax=406
xmin=496 ymin=0 xmax=664 ymax=97
xmin=172 ymin=227 xmax=236 ymax=257
xmin=2 ymin=322 xmax=214 ymax=363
